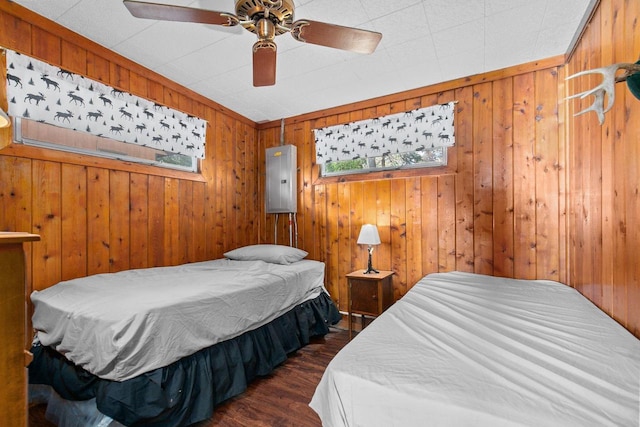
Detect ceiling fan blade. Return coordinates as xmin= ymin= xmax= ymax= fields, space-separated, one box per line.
xmin=290 ymin=20 xmax=382 ymax=54
xmin=123 ymin=0 xmax=237 ymax=26
xmin=253 ymin=41 xmax=277 ymax=87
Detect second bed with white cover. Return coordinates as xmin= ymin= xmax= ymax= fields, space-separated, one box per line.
xmin=310 ymin=271 xmax=640 ymax=427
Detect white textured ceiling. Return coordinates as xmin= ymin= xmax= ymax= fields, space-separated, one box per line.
xmin=12 ymin=0 xmax=596 ymax=123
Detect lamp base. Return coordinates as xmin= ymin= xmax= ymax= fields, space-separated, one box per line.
xmin=363 ymin=250 xmax=378 ymax=274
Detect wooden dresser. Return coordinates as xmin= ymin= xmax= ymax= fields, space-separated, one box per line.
xmin=0 ymin=232 xmax=40 ymax=427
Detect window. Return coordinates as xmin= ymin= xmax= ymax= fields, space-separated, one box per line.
xmin=321 ymin=146 xmax=447 ymax=177
xmin=13 ymin=118 xmax=198 ymax=172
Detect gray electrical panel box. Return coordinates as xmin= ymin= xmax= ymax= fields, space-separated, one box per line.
xmin=266 ymin=145 xmax=297 ymax=213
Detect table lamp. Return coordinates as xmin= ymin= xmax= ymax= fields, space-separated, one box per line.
xmin=357 ymin=224 xmax=381 ymax=274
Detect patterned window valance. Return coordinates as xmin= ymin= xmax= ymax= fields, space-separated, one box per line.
xmin=5 ymin=49 xmax=206 ymax=159
xmin=314 ymin=101 xmax=455 ymax=165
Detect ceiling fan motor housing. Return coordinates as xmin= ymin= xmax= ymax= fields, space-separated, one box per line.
xmin=236 ymin=0 xmax=294 ymax=36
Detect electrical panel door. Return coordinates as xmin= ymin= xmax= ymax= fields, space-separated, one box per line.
xmin=266 ymin=145 xmax=297 ymax=213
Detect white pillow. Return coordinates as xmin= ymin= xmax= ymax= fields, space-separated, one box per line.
xmin=224 ymin=244 xmax=308 ymax=265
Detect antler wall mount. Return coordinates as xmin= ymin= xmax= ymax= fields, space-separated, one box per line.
xmin=566 ymin=57 xmax=640 ymax=125
xmin=123 ymin=0 xmax=382 ymax=87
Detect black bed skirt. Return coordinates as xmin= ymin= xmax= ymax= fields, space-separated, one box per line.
xmin=29 ymin=292 xmax=341 ymax=427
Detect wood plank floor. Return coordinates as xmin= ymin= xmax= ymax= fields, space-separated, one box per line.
xmin=29 ymin=324 xmax=352 ymax=427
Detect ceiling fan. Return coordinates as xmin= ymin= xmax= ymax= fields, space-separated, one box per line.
xmin=123 ymin=0 xmax=383 ymax=87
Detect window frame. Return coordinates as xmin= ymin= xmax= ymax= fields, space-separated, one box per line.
xmin=13 ymin=117 xmax=199 ymax=173
xmin=319 ymin=146 xmax=448 ymax=178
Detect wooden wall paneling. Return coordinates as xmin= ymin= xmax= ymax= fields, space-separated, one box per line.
xmin=87 ymin=167 xmax=110 ymax=275
xmin=147 ymin=175 xmax=165 ymax=267
xmin=222 ymin=114 xmax=236 ymax=250
xmin=297 ymin=122 xmax=314 ymax=252
xmin=375 ymin=180 xmax=392 ymax=274
xmin=420 ymin=176 xmax=438 ymax=277
xmin=86 ymin=52 xmax=110 ymax=84
xmin=597 ymin=0 xmax=614 ymax=314
xmin=0 ymin=10 xmax=31 ymax=53
xmin=405 ymin=177 xmax=423 ymax=290
xmin=390 ymin=179 xmax=407 ymax=299
xmin=472 ymin=82 xmax=494 ymax=276
xmin=0 ymin=157 xmax=32 ymax=233
xmin=326 ymin=184 xmax=340 ymax=307
xmin=312 ymin=183 xmax=326 ymax=263
xmin=213 ymin=111 xmax=228 ymax=253
xmin=492 ymin=77 xmax=515 ymax=278
xmin=147 ymin=78 xmax=164 ymax=105
xmin=0 ymin=156 xmax=34 ymax=306
xmin=257 ymin=128 xmax=272 ymax=244
xmin=178 ymin=179 xmax=193 ymax=265
xmin=31 ymin=26 xmax=60 ymax=65
xmin=60 ymin=164 xmax=87 ymax=281
xmin=512 ymin=73 xmax=537 ymax=279
xmin=110 ymin=62 xmax=130 ymax=94
xmin=625 ymin=0 xmax=640 ymax=337
xmin=437 ymin=174 xmax=456 ymax=271
xmin=163 ymin=177 xmax=179 ymax=266
xmin=453 ymin=86 xmax=474 ymax=272
xmin=108 ymin=170 xmax=130 ymax=272
xmin=246 ymin=124 xmax=258 ymax=245
xmin=582 ymin=12 xmax=603 ymax=302
xmin=233 ymin=121 xmax=245 ymax=248
xmin=192 ymin=182 xmax=206 ymax=262
xmin=556 ymin=64 xmax=568 ymax=288
xmin=349 ymin=181 xmax=363 ymax=274
xmin=61 ymin=40 xmax=87 ymax=75
xmin=129 ymin=173 xmax=149 ymax=269
xmin=534 ymin=68 xmax=562 ymax=282
xmin=609 ymin=0 xmax=628 ymax=328
xmin=336 ymin=183 xmax=351 ymax=309
xmin=568 ymin=37 xmax=586 ymax=296
xmin=31 ymin=160 xmax=61 ymax=290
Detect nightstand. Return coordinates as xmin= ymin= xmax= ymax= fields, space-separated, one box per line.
xmin=346 ymin=270 xmax=394 ymax=339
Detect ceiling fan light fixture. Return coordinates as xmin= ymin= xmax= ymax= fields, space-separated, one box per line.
xmin=256 ymin=18 xmax=276 ymax=40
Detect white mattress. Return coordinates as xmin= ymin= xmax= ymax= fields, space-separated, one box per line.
xmin=310 ymin=271 xmax=640 ymax=427
xmin=32 ymin=259 xmax=325 ymax=381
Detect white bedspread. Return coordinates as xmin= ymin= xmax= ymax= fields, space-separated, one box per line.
xmin=32 ymin=259 xmax=325 ymax=381
xmin=310 ymin=271 xmax=640 ymax=427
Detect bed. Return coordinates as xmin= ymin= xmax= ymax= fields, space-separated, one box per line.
xmin=310 ymin=271 xmax=640 ymax=427
xmin=28 ymin=245 xmax=341 ymax=427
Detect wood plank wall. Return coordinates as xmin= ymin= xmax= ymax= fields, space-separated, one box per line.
xmin=1 ymin=0 xmax=639 ymax=340
xmin=566 ymin=0 xmax=640 ymax=337
xmin=258 ymin=0 xmax=640 ymax=339
xmin=257 ymin=61 xmax=567 ymax=313
xmin=0 ymin=3 xmax=260 ymax=297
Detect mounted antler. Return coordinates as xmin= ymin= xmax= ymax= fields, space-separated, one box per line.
xmin=566 ymin=62 xmax=640 ymax=124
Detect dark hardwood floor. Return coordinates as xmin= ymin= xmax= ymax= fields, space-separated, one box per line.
xmin=29 ymin=323 xmax=352 ymax=427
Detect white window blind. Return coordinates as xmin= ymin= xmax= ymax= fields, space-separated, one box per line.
xmin=5 ymin=49 xmax=206 ymax=159
xmin=314 ymin=101 xmax=455 ymax=165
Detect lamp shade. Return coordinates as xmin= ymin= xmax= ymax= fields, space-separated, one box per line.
xmin=357 ymin=224 xmax=381 ymax=246
xmin=0 ymin=108 xmax=10 ymax=129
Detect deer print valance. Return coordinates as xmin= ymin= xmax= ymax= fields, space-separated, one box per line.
xmin=5 ymin=49 xmax=206 ymax=159
xmin=313 ymin=102 xmax=455 ymax=165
